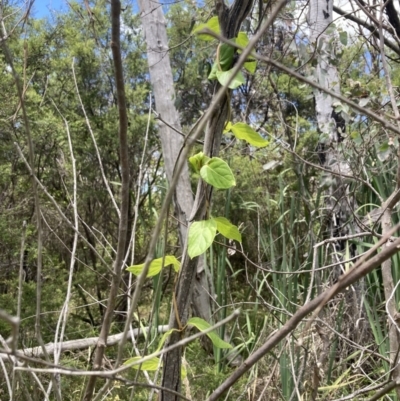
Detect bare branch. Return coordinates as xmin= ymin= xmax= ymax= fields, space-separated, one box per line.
xmin=72 ymin=59 xmax=120 ymax=216
xmin=83 ymin=0 xmax=130 ymax=398
xmin=14 ymin=143 xmax=109 ymax=267
xmin=0 ymin=325 xmax=169 ymax=361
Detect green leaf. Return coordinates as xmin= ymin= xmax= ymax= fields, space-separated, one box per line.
xmin=189 ymin=151 xmax=209 ymax=173
xmin=200 ymin=157 xmax=236 ymax=189
xmin=224 ymin=121 xmax=233 ymax=134
xmin=236 ymin=32 xmax=257 ymax=73
xmin=244 ymin=61 xmax=256 ymax=74
xmin=333 ymin=101 xmax=349 ymax=115
xmin=216 ymin=69 xmax=245 ymax=89
xmin=125 ymin=328 xmax=180 ymax=370
xmin=214 ymin=217 xmax=242 ymax=242
xmin=187 ymin=317 xmax=232 ymax=349
xmin=192 ymin=16 xmax=220 ymax=41
xmin=124 ymin=356 xmax=161 ymax=371
xmin=235 ymin=32 xmax=249 ymax=49
xmin=208 ymin=62 xmax=219 ymax=80
xmin=155 ymin=328 xmax=179 ymax=352
xmin=218 ymin=44 xmax=235 ymax=71
xmin=377 ymin=142 xmax=390 ymax=162
xmin=339 ymin=31 xmax=348 ymax=46
xmin=127 ymin=255 xmax=180 ymax=277
xmin=350 ymin=131 xmax=362 ymax=145
xmin=230 ymin=123 xmax=268 ymax=147
xmin=188 ymin=219 xmax=217 ymax=258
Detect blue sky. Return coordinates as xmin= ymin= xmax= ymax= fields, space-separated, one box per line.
xmin=32 ymin=0 xmax=192 ymax=19
xmin=32 ymin=0 xmax=66 ymax=19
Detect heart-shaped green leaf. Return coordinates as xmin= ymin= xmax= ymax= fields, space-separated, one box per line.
xmin=188 ymin=219 xmax=217 ymax=258
xmin=214 ymin=217 xmax=242 ymax=242
xmin=200 ymin=157 xmax=235 ymax=189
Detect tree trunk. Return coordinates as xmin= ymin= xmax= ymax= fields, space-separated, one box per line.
xmin=307 ymin=0 xmax=362 ymax=392
xmin=139 ymin=0 xmax=219 ymax=322
xmin=308 ymin=0 xmax=359 ymax=281
xmin=138 ymin=0 xmax=193 ymax=242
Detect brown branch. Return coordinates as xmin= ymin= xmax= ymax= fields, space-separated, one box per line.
xmin=333 ymin=5 xmax=400 ymax=56
xmin=367 ymin=380 xmax=399 ymax=401
xmin=83 ymin=0 xmax=130 ymax=399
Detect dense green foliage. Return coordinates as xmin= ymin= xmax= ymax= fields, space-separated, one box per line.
xmin=2 ymin=1 xmax=400 ymax=400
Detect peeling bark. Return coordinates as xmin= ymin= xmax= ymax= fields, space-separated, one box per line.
xmin=138 ymin=0 xmax=193 ymax=240
xmin=309 ymin=0 xmax=358 ymax=273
